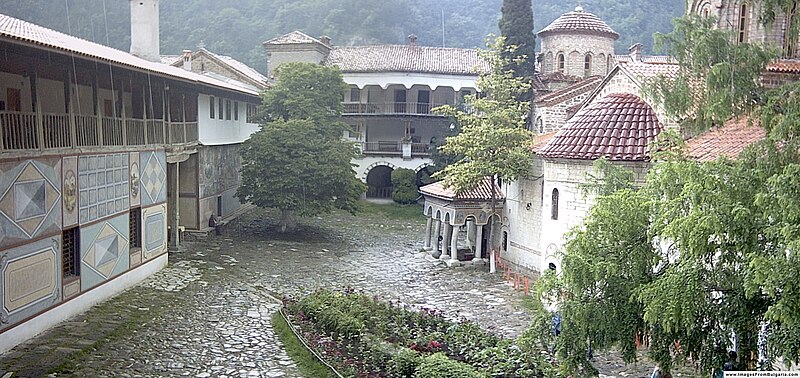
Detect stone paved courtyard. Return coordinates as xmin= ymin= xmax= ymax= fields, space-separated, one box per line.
xmin=0 ymin=206 xmax=693 ymax=377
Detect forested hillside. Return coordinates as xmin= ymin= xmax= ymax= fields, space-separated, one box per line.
xmin=0 ymin=0 xmax=684 ymax=74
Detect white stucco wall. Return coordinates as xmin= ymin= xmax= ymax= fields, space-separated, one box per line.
xmin=343 ymin=72 xmax=480 ymax=92
xmin=197 ymin=94 xmax=259 ymax=145
xmin=354 ymin=155 xmax=432 ymax=182
xmin=500 ymin=157 xmax=546 ymax=275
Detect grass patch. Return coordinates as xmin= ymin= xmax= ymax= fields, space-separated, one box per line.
xmin=359 ymin=200 xmax=424 ymax=221
xmin=271 ymin=311 xmax=338 ymax=378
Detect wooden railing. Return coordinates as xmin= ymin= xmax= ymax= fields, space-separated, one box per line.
xmin=363 ymin=141 xmax=401 ymax=154
xmin=366 ymin=186 xmax=393 ymax=199
xmin=342 ymin=102 xmax=449 ymax=115
xmin=0 ymin=111 xmax=198 ymax=151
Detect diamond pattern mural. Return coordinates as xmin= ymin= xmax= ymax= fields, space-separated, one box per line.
xmin=140 ymin=151 xmax=166 ymax=206
xmin=82 ymin=222 xmax=128 ymax=279
xmin=0 ymin=160 xmax=61 ymax=245
xmin=79 ymin=213 xmax=130 ymax=290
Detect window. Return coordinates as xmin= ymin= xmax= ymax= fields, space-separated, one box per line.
xmin=502 ymin=231 xmax=508 ymax=251
xmin=247 ymin=103 xmax=257 ymax=122
xmin=785 ymin=1 xmax=798 ymax=57
xmin=218 ymin=97 xmax=224 ymax=120
xmin=62 ymin=227 xmax=80 ymax=278
xmin=584 ymin=54 xmax=592 ymax=76
xmin=225 ymin=100 xmax=231 ymax=120
xmin=350 ymin=87 xmax=360 ymax=102
xmin=130 ymin=208 xmax=142 ymax=249
xmin=557 ymin=54 xmax=565 ymax=72
xmin=738 ymin=3 xmax=749 ymax=44
xmin=551 ymin=188 xmax=559 ymax=220
xmin=209 ymin=96 xmax=215 ymax=119
xmin=234 ymin=101 xmax=239 ymax=120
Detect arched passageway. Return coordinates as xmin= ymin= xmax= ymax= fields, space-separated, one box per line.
xmin=366 ymin=165 xmax=393 ymax=198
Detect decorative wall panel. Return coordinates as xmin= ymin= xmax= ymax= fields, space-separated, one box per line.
xmin=0 ymin=237 xmax=61 ymax=331
xmin=129 ymin=152 xmax=140 ymax=208
xmin=62 ymin=156 xmax=78 ymax=228
xmin=78 ymin=154 xmax=130 ymax=225
xmin=198 ymin=145 xmax=240 ymax=199
xmin=79 ymin=213 xmax=130 ymax=291
xmin=141 ymin=203 xmax=167 ymax=261
xmin=139 ymin=151 xmax=166 ymax=206
xmin=0 ymin=159 xmax=62 ymax=249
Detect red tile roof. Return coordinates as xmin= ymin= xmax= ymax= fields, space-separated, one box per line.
xmin=767 ymin=59 xmax=800 ymax=73
xmin=539 ymin=93 xmax=664 ymax=161
xmin=538 ymin=6 xmax=619 ymax=39
xmin=420 ymin=176 xmax=505 ymax=201
xmin=686 ymin=118 xmax=766 ymax=162
xmin=619 ymin=59 xmax=680 ymax=83
xmin=535 ymin=76 xmax=603 ymax=106
xmin=533 ymin=132 xmax=558 ymax=153
xmin=325 ymin=45 xmax=489 ymax=75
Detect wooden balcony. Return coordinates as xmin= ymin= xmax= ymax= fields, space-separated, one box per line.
xmin=342 ymin=102 xmax=449 ymax=116
xmin=0 ymin=111 xmax=198 ymax=152
xmin=361 ymin=141 xmax=432 ymax=158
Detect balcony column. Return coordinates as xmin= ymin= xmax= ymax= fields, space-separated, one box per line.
xmin=472 ymin=224 xmax=484 ymax=263
xmin=440 ymin=223 xmax=452 ymax=260
xmin=168 ymin=161 xmax=180 ymax=248
xmin=432 ymin=219 xmax=442 ymax=258
xmin=423 ymin=217 xmax=433 ymax=250
xmin=92 ymin=75 xmax=103 ymax=145
xmin=65 ymin=69 xmax=77 ymax=148
xmin=30 ymin=73 xmax=44 ymax=150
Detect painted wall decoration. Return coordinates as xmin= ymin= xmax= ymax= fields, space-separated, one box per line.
xmin=79 ymin=213 xmax=130 ymax=291
xmin=78 ymin=153 xmax=130 ymax=225
xmin=0 ymin=158 xmax=62 ymax=249
xmin=0 ymin=237 xmax=62 ymax=331
xmin=199 ymin=145 xmax=241 ymax=199
xmin=62 ymin=156 xmax=78 ymax=228
xmin=139 ymin=151 xmax=167 ymax=206
xmin=141 ymin=203 xmax=167 ymax=261
xmin=129 ymin=152 xmax=140 ymax=208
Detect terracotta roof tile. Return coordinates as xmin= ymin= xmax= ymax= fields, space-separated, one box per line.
xmin=767 ymin=59 xmax=800 ymax=73
xmin=686 ymin=117 xmax=766 ymax=162
xmin=161 ymin=49 xmax=268 ymax=87
xmin=419 ymin=176 xmax=504 ymax=201
xmin=538 ymin=7 xmax=619 ymax=39
xmin=264 ymin=31 xmax=325 ymax=46
xmin=0 ymin=13 xmax=258 ymax=96
xmin=533 ymin=131 xmax=558 ymax=153
xmin=539 ymin=93 xmax=664 ymax=161
xmin=618 ymin=59 xmax=680 ymax=83
xmin=325 ymin=45 xmax=489 ymax=75
xmin=535 ymin=76 xmax=603 ymax=106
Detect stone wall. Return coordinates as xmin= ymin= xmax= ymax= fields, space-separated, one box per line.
xmin=535 ymin=91 xmax=592 ymax=133
xmin=499 ymin=157 xmax=546 ymax=276
xmin=197 ymin=144 xmax=243 ymax=224
xmin=265 ymin=45 xmax=329 ymax=80
xmin=594 ymin=69 xmax=679 ymax=131
xmin=540 ymin=34 xmax=615 ymax=78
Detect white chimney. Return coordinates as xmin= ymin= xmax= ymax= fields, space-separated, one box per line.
xmin=182 ymin=49 xmax=192 ymax=71
xmin=129 ymin=0 xmax=160 ymax=62
xmin=629 ymin=43 xmax=643 ymax=62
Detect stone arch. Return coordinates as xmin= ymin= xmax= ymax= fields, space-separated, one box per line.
xmin=361 ymin=160 xmax=397 ymax=180
xmin=444 ymin=212 xmax=451 ymax=224
xmin=435 ymin=209 xmax=442 ymax=220
xmin=544 ymin=51 xmax=554 ymax=74
xmin=426 ymin=205 xmax=433 ymax=217
xmin=597 ymin=53 xmax=606 ymax=75
xmin=583 ymin=52 xmax=593 ymax=77
xmin=556 ymin=52 xmax=565 ymax=72
xmin=365 ymin=164 xmax=395 ymax=199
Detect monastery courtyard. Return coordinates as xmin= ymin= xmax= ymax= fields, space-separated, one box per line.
xmin=1 ymin=206 xmax=670 ymax=378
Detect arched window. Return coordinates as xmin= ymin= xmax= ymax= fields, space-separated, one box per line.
xmin=551 ymin=188 xmax=559 ymax=220
xmin=738 ymin=3 xmax=749 ymax=44
xmin=557 ymin=53 xmax=565 ymax=72
xmin=584 ymin=54 xmax=592 ymax=76
xmin=502 ymin=231 xmax=508 ymax=251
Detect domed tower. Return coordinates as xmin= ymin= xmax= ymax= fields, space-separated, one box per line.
xmin=538 ymin=5 xmax=619 ymax=79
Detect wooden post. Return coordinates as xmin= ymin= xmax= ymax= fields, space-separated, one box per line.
xmin=93 ymin=74 xmax=102 ymax=146
xmin=30 ymin=72 xmax=44 ymax=150
xmin=65 ymin=69 xmax=77 ymax=148
xmin=121 ymin=76 xmax=128 ymax=146
xmin=181 ymin=93 xmax=187 ymax=143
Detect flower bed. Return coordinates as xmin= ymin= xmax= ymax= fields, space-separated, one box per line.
xmin=281 ymin=288 xmax=556 ymax=378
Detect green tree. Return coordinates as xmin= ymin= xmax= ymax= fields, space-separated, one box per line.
xmin=435 ymin=37 xmax=535 ymax=271
xmin=391 ymin=168 xmax=419 ymax=204
xmin=237 ymin=63 xmax=365 ymax=232
xmin=498 ymin=0 xmax=537 ymax=85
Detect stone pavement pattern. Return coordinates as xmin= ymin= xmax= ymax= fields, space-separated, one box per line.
xmin=0 ymin=207 xmax=690 ymax=377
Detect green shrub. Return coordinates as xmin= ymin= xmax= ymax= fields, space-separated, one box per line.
xmin=392 ymin=348 xmax=424 ymax=378
xmin=392 ymin=168 xmax=419 ymax=204
xmin=413 ymin=353 xmax=485 ymax=378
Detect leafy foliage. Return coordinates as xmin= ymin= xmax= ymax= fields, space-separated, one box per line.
xmin=236 ymin=63 xmax=364 ymax=231
xmin=391 ymin=168 xmax=419 ymax=204
xmin=413 ymin=353 xmax=485 ymax=378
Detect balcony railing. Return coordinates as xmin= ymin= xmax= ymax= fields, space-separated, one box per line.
xmin=342 ymin=102 xmax=449 ymax=116
xmin=361 ymin=141 xmax=432 ymax=158
xmin=0 ymin=111 xmax=198 ymax=151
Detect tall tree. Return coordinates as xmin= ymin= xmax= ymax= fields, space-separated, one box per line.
xmin=499 ymin=0 xmax=536 ymax=103
xmin=435 ymin=37 xmax=535 ymax=271
xmin=237 ymin=63 xmax=365 ymax=232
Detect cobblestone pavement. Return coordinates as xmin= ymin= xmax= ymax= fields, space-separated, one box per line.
xmin=0 ymin=207 xmax=694 ymax=377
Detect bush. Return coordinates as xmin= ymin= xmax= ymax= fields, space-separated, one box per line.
xmin=413 ymin=353 xmax=485 ymax=378
xmin=393 ymin=348 xmax=424 ymax=378
xmin=392 ymin=168 xmax=419 ymax=204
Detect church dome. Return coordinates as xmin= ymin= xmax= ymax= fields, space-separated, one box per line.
xmin=539 ymin=93 xmax=663 ymax=161
xmin=538 ymin=6 xmax=619 ymax=40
